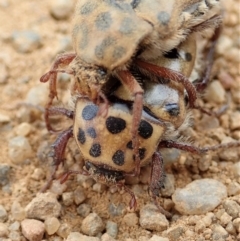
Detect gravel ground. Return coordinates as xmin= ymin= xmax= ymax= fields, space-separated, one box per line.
xmin=0 ymin=0 xmax=239 ymax=241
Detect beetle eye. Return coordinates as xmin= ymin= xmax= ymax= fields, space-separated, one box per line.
xmin=165 ymin=103 xmax=180 ymax=116
xmin=97 ymin=68 xmax=107 ymax=77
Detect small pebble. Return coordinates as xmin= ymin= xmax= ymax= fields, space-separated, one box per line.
xmin=230 ymin=112 xmax=240 ymax=130
xmin=101 ymin=233 xmax=117 ymax=241
xmin=62 ymin=192 xmax=74 ymax=206
xmin=172 ymin=179 xmax=227 ymax=215
xmin=92 ymin=183 xmax=107 ymax=193
xmin=166 ymin=226 xmax=185 ymax=241
xmin=123 ymin=213 xmax=138 ymax=227
xmin=56 ymin=223 xmax=70 ymax=238
xmin=49 ymin=0 xmax=75 ymax=20
xmin=0 ymin=113 xmax=10 ymax=123
xmin=197 ymin=115 xmax=220 ymax=130
xmin=8 ymin=136 xmax=32 ymax=164
xmin=25 ymin=192 xmax=61 ymax=220
xmin=108 ymin=203 xmax=126 ymax=217
xmin=21 ymin=219 xmax=45 ymax=241
xmin=77 ymin=204 xmax=91 ymax=217
xmin=8 ymin=221 xmax=20 ymax=231
xmin=0 ymin=205 xmax=7 ymax=222
xmin=160 ymin=148 xmax=181 ymax=165
xmin=139 ymin=204 xmax=169 ymax=231
xmin=204 ymin=81 xmax=226 ymax=104
xmin=225 ymin=222 xmax=236 ymax=235
xmin=160 ymin=174 xmax=175 ymax=197
xmin=25 ymin=85 xmax=48 ymax=106
xmin=212 ymin=224 xmax=228 ymax=241
xmin=0 ymin=223 xmax=9 ymax=237
xmin=66 ymin=232 xmax=100 ymax=241
xmin=227 ymin=181 xmax=240 ymax=196
xmin=14 ymin=122 xmax=31 ymax=136
xmin=11 ymin=201 xmax=26 ymax=221
xmin=11 ymin=30 xmax=42 ymax=53
xmin=148 ymin=235 xmax=169 ymax=241
xmin=73 ymin=187 xmax=86 ymax=205
xmin=44 ymin=217 xmax=60 ymax=235
xmin=222 ymin=199 xmax=240 ymax=219
xmin=233 ymin=218 xmax=240 ymax=233
xmin=219 ymin=137 xmax=239 ymax=162
xmin=0 ymin=164 xmax=10 ymax=186
xmin=232 ymin=162 xmax=240 ymax=177
xmin=195 ymin=220 xmax=206 ymax=233
xmin=49 ymin=180 xmax=67 ymax=196
xmin=81 ymin=213 xmax=105 ymax=236
xmin=30 ymin=168 xmax=45 ymax=181
xmin=106 ymin=221 xmax=118 ymax=239
xmin=219 ymin=212 xmax=232 ymax=227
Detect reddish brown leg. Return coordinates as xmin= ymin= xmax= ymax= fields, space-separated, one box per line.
xmin=192 ymin=25 xmax=222 ymax=93
xmin=117 ymin=70 xmax=143 ymax=176
xmin=40 ymin=126 xmax=73 ymax=192
xmin=150 ymin=152 xmax=172 ymax=218
xmin=40 ymin=53 xmax=76 ymax=132
xmin=116 ymin=183 xmax=137 ymax=210
xmin=158 ymin=140 xmax=240 ymax=154
xmin=135 ymin=59 xmax=197 ymax=108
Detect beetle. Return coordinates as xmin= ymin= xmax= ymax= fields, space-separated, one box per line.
xmin=40 ymin=0 xmax=222 ymax=172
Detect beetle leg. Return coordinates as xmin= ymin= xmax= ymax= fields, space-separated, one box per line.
xmin=116 ymin=70 xmax=144 ymax=176
xmin=40 ymin=53 xmax=76 ymax=132
xmin=150 ymin=152 xmax=172 ymax=218
xmin=192 ymin=25 xmax=222 ymax=92
xmin=116 ymin=183 xmax=137 ymax=211
xmin=45 ymin=107 xmax=74 ymax=133
xmin=135 ymin=59 xmax=197 ymax=108
xmin=158 ymin=140 xmax=240 ymax=154
xmin=40 ymin=126 xmax=73 ymax=192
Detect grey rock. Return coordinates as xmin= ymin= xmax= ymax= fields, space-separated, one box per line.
xmin=66 ymin=232 xmax=100 ymax=241
xmin=0 ymin=164 xmax=10 ymax=186
xmin=8 ymin=136 xmax=33 ymax=164
xmin=62 ymin=192 xmax=74 ymax=206
xmin=81 ymin=213 xmax=105 ymax=236
xmin=73 ymin=186 xmax=86 ymax=205
xmin=172 ymin=179 xmax=227 ymax=215
xmin=139 ymin=204 xmax=169 ymax=231
xmin=108 ymin=203 xmax=126 ymax=216
xmin=106 ymin=221 xmax=118 ymax=238
xmin=212 ymin=224 xmax=228 ymax=241
xmin=25 ymin=192 xmax=61 ymax=220
xmin=0 ymin=205 xmax=8 ymax=222
xmin=25 ymin=85 xmax=48 ymax=106
xmin=77 ymin=203 xmax=91 ymax=218
xmin=161 ymin=148 xmax=181 ymax=165
xmin=12 ymin=30 xmax=42 ymax=53
xmin=222 ymin=199 xmax=240 ymax=219
xmin=166 ymin=226 xmax=185 ymax=241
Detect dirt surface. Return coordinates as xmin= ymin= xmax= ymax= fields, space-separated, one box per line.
xmin=0 ymin=0 xmax=239 ymax=241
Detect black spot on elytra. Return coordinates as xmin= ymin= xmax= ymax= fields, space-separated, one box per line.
xmin=119 ymin=17 xmax=135 ymax=35
xmin=157 ymin=11 xmax=170 ymax=25
xmin=112 ymin=46 xmax=126 ymax=60
xmin=112 ymin=150 xmax=125 ymax=166
xmin=95 ymin=12 xmax=112 ymax=30
xmin=165 ymin=104 xmax=180 ymax=116
xmin=77 ymin=128 xmax=86 ymax=144
xmin=185 ymin=52 xmax=192 ymax=61
xmin=106 ymin=116 xmax=126 ymax=134
xmin=82 ymin=104 xmax=99 ymax=120
xmin=87 ymin=127 xmax=97 ymax=139
xmin=138 ymin=120 xmax=153 ymax=139
xmin=79 ymin=2 xmax=97 ymax=15
xmin=126 ymin=141 xmax=133 ymax=149
xmin=89 ymin=143 xmax=101 ymax=157
xmin=163 ymin=48 xmax=180 ymax=59
xmin=133 ymin=148 xmax=146 ymax=161
xmin=95 ymin=36 xmax=115 ymax=59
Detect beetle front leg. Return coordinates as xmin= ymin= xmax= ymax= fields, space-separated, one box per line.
xmin=150 ymin=152 xmax=172 ymax=218
xmin=41 ymin=126 xmax=73 ymax=192
xmin=117 ymin=70 xmax=144 ymax=176
xmin=40 ymin=53 xmax=76 ymax=131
